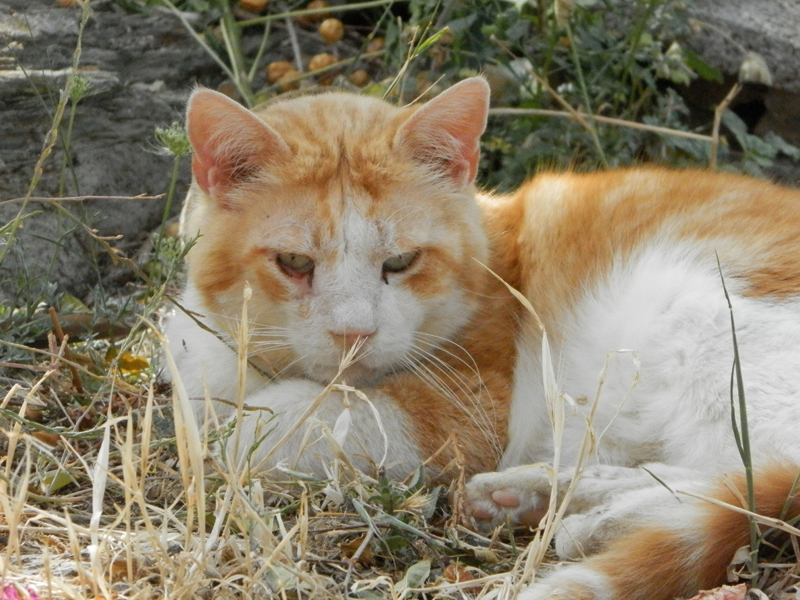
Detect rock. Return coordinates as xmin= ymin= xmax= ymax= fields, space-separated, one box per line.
xmin=685 ymin=0 xmax=800 ymax=150
xmin=0 ymin=0 xmax=220 ymax=304
xmin=687 ymin=0 xmax=800 ymax=95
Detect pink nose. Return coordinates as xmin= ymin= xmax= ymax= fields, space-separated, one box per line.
xmin=329 ymin=330 xmax=376 ymax=351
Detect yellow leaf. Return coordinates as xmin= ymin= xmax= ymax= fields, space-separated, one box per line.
xmin=117 ymin=352 xmax=149 ymax=373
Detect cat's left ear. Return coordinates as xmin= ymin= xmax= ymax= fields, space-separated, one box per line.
xmin=394 ymin=77 xmax=490 ymax=188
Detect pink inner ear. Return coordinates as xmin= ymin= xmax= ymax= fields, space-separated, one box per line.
xmin=395 ymin=77 xmax=490 ymax=187
xmin=186 ymin=89 xmax=290 ymax=205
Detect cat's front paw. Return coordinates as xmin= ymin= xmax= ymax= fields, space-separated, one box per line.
xmin=464 ymin=464 xmax=554 ymax=528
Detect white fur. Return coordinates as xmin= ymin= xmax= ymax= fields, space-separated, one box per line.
xmin=505 ymin=239 xmax=800 ymax=473
xmin=165 ymin=283 xmax=422 ymax=478
xmin=165 ymin=188 xmax=478 ymax=478
xmin=519 ymin=566 xmax=614 ymax=600
xmin=471 ymin=236 xmax=800 ymax=598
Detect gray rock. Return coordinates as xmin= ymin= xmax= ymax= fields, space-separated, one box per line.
xmin=687 ymin=0 xmax=800 ymax=94
xmin=0 ymin=0 xmax=220 ymax=304
xmin=685 ymin=0 xmax=800 ymax=169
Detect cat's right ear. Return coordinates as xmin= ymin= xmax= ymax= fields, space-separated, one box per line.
xmin=394 ymin=77 xmax=490 ymax=188
xmin=186 ymin=89 xmax=290 ymax=207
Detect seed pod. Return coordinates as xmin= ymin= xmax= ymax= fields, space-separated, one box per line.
xmin=296 ymin=0 xmax=330 ymax=27
xmin=239 ymin=0 xmax=269 ymax=11
xmin=348 ymin=70 xmax=370 ymax=87
xmin=319 ymin=18 xmax=344 ymax=43
xmin=308 ymin=53 xmax=338 ymax=72
xmin=216 ymin=81 xmax=238 ymax=98
xmin=366 ymin=37 xmax=385 ymax=53
xmin=266 ymin=60 xmax=295 ymax=84
xmin=277 ymin=69 xmax=301 ymax=91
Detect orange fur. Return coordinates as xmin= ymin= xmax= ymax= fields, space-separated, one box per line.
xmin=581 ymin=465 xmax=800 ymax=600
xmin=490 ymin=168 xmax=800 ymax=339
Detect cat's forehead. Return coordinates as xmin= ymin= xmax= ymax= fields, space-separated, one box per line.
xmin=248 ymin=179 xmax=438 ymax=252
xmin=234 ymin=93 xmax=469 ymax=251
xmin=254 ymin=93 xmax=416 ymax=195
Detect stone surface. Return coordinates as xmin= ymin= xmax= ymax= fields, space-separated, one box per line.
xmin=0 ymin=0 xmax=220 ymax=303
xmin=687 ymin=0 xmax=800 ymax=94
xmin=686 ymin=0 xmax=800 ymax=153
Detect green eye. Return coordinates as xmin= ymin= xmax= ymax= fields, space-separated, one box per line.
xmin=277 ymin=253 xmax=314 ymax=275
xmin=382 ymin=251 xmax=418 ymax=273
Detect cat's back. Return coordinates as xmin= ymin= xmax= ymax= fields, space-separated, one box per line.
xmin=496 ymin=168 xmax=800 ymax=469
xmin=502 ymin=168 xmax=800 ymax=321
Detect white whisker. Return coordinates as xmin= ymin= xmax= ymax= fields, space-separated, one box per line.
xmin=402 ymin=345 xmax=502 ymax=457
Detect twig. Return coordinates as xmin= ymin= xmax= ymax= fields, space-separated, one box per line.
xmin=676 ymin=489 xmax=800 ymax=538
xmin=489 ymin=108 xmax=714 ymax=142
xmin=710 ymin=83 xmax=742 ymax=170
xmin=343 ymin=528 xmax=374 ymax=596
xmin=238 ymin=0 xmax=405 ymax=28
xmin=0 ymin=194 xmax=164 ymax=207
xmin=48 ymin=308 xmax=84 ymax=395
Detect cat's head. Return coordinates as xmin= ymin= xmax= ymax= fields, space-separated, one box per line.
xmin=182 ymin=78 xmax=490 ymax=385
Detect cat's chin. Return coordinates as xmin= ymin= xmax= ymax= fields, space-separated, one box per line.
xmin=303 ymin=362 xmax=391 ymax=388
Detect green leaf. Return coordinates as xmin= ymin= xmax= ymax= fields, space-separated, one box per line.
xmin=764 ymin=131 xmax=800 ymax=159
xmin=683 ymin=48 xmax=723 ymax=83
xmin=41 ymin=468 xmax=77 ymax=493
xmin=59 ymin=293 xmax=90 ymax=314
xmin=395 ymin=559 xmax=431 ymax=597
xmin=411 ymin=27 xmax=451 ymax=60
xmin=446 ymin=14 xmax=477 ymax=33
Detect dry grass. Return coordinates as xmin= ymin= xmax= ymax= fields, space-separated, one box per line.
xmin=2 ymin=3 xmax=799 ymax=597
xmin=1 ymin=270 xmax=799 ymax=600
xmin=0 ymin=327 xmax=544 ymax=600
xmin=4 ymin=276 xmax=797 ymax=600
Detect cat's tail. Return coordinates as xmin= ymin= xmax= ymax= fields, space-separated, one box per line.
xmin=522 ymin=463 xmax=800 ymax=600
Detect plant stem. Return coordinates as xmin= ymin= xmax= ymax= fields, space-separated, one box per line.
xmin=489 ymin=108 xmax=713 ymax=142
xmin=717 ymin=256 xmax=759 ymax=578
xmin=710 ymin=83 xmax=741 ymax=170
xmin=565 ymin=22 xmax=608 ymax=167
xmin=0 ymin=1 xmax=91 ymax=265
xmin=621 ymin=0 xmax=659 ymax=111
xmin=57 ymin=100 xmax=81 ymax=198
xmin=154 ymin=154 xmax=183 ymax=262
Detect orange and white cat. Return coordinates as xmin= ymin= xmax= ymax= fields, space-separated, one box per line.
xmin=165 ymin=77 xmax=800 ymax=600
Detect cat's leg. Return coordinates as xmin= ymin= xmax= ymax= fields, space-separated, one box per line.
xmin=465 ymin=462 xmax=699 ymax=528
xmin=515 ymin=464 xmax=800 ymax=600
xmin=516 ymin=481 xmax=721 ymax=600
xmin=195 ymin=380 xmax=422 ymax=479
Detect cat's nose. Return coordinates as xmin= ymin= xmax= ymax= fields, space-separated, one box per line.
xmin=329 ymin=329 xmax=376 ymax=352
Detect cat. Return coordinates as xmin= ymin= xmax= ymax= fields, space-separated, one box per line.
xmin=165 ymin=77 xmax=800 ymax=600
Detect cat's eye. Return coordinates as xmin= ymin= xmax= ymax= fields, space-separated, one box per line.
xmin=277 ymin=252 xmax=314 ymax=276
xmin=382 ymin=251 xmax=418 ymax=274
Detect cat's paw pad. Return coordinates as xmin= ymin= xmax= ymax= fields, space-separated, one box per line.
xmin=464 ymin=465 xmax=553 ymax=528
